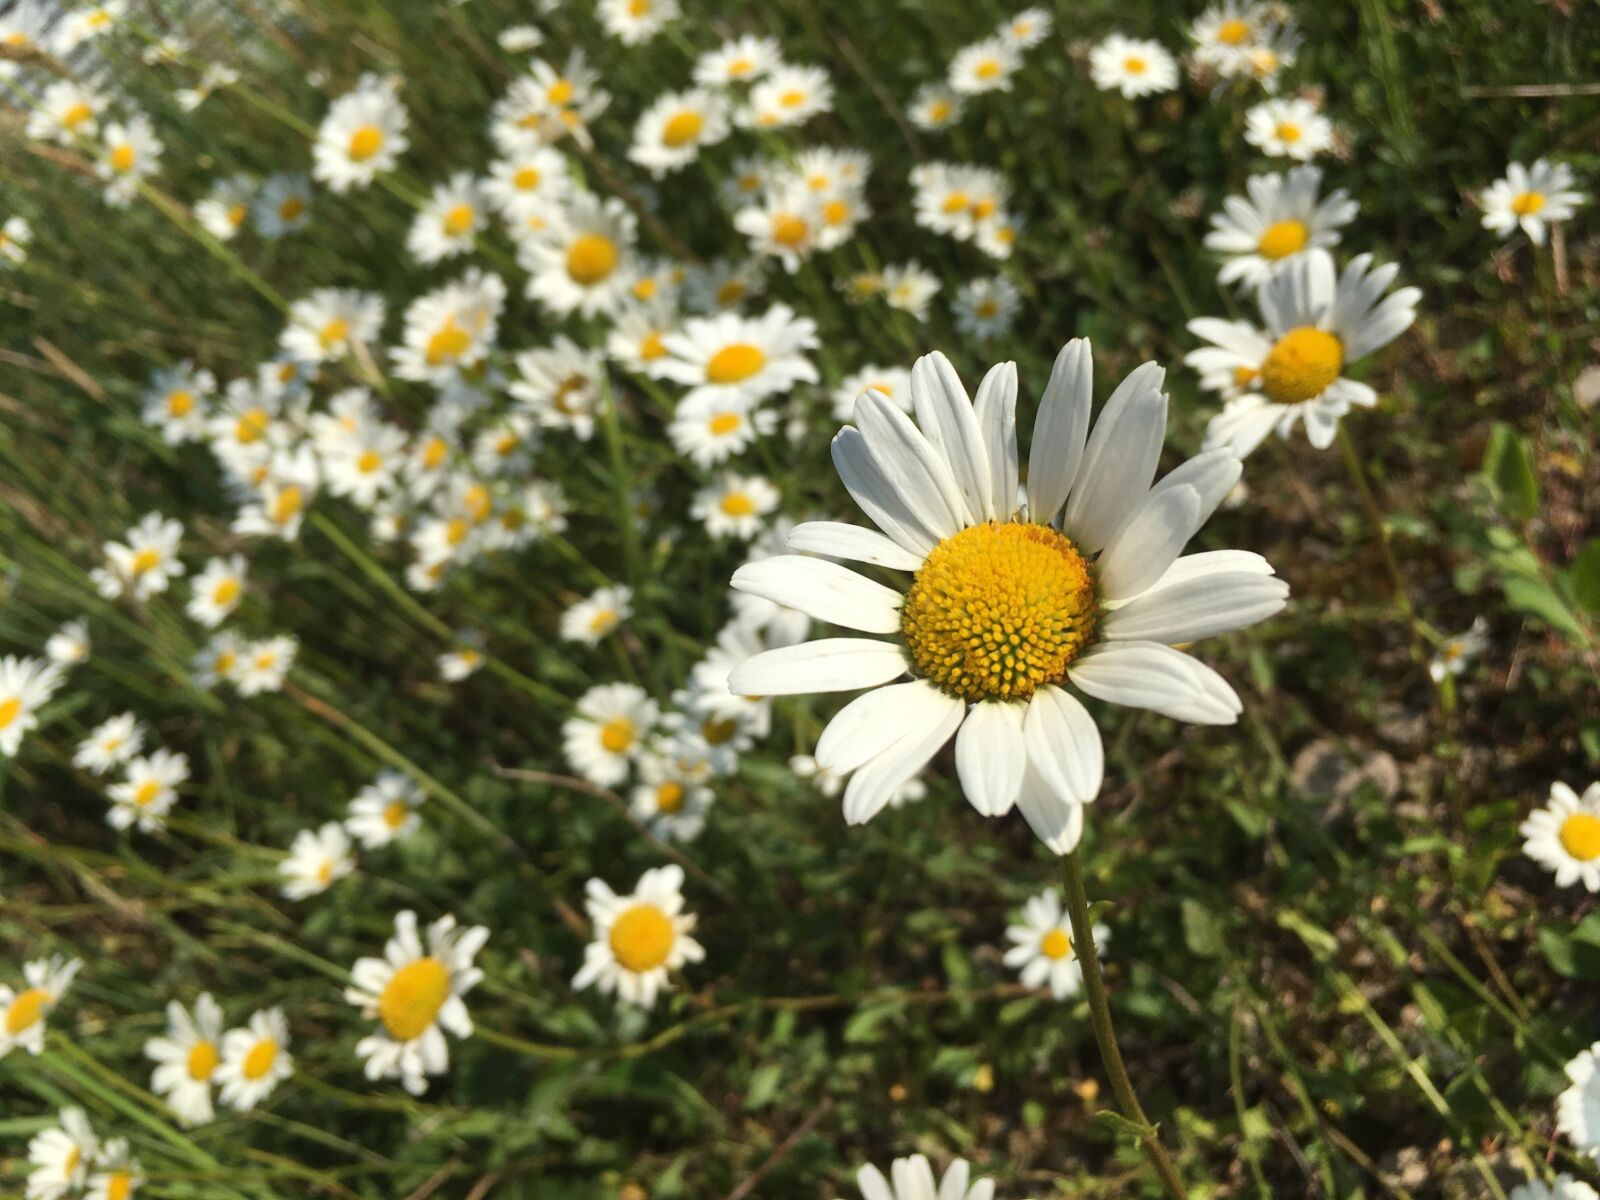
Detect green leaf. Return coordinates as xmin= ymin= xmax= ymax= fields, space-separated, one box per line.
xmin=1481 ymin=423 xmax=1540 ymax=520
xmin=1181 ymin=898 xmax=1225 ymax=959
xmin=1571 ymin=540 xmax=1600 ymax=613
xmin=1503 ymin=577 xmax=1587 ymax=640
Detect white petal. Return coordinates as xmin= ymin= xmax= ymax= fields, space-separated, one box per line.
xmin=857 ymin=1166 xmax=895 ymax=1200
xmin=1151 ymin=550 xmax=1276 ymax=589
xmin=1095 ymin=484 xmax=1201 ymax=601
xmin=1016 ymin=761 xmax=1086 ymax=855
xmin=727 ymin=638 xmax=909 ymax=696
xmin=1022 ymin=685 xmax=1104 ymax=805
xmin=854 ymin=389 xmax=970 ymax=537
xmin=786 ymin=520 xmax=925 ymax=570
xmin=911 ymin=351 xmax=993 ymax=523
xmin=815 ymin=681 xmax=937 ymax=774
xmin=731 ymin=556 xmax=903 ymax=634
xmin=832 ymin=428 xmax=939 ymax=557
xmin=1103 ymin=571 xmax=1289 ymax=643
xmin=955 ymin=700 xmax=1027 ymax=816
xmin=842 ymin=691 xmax=964 ymax=825
xmin=1026 ymin=339 xmax=1092 ymax=525
xmin=973 ymin=360 xmax=1019 ymax=521
xmin=1069 ymin=642 xmax=1241 ymax=724
xmin=1059 ymin=360 xmax=1168 ymax=553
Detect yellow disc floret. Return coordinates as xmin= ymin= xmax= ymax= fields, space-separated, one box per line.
xmin=900 ymin=522 xmax=1098 ymax=703
xmin=1559 ymin=813 xmax=1600 ymax=862
xmin=566 ymin=234 xmax=619 ymax=285
xmin=1256 ymin=218 xmax=1309 ymax=260
xmin=378 ymin=957 xmax=451 ymax=1041
xmin=1259 ymin=326 xmax=1343 ymax=405
xmin=1511 ymin=191 xmax=1545 ymax=216
xmin=705 ymin=343 xmax=766 ymax=385
xmin=609 ymin=903 xmax=675 ymax=972
xmin=1040 ymin=928 xmax=1073 ymax=960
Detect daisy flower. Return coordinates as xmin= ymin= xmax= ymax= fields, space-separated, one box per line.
xmin=654 ymin=303 xmax=820 ymax=407
xmin=911 ymin=162 xmax=1009 ymax=243
xmin=629 ymin=88 xmax=732 ymax=177
xmin=141 ymin=361 xmax=215 ymax=443
xmin=694 ymin=34 xmax=782 ymax=86
xmin=1429 ymin=616 xmax=1488 ymax=682
xmin=177 ymin=63 xmax=240 ymax=112
xmin=407 ymin=172 xmax=490 ymax=264
xmin=390 ymin=268 xmax=506 ymax=384
xmin=27 ymin=81 xmax=107 ymax=145
xmin=668 ymin=392 xmax=777 ymax=466
xmin=597 ymin=0 xmax=678 ymax=43
xmin=233 ymin=446 xmax=320 ymax=541
xmin=0 ymin=2 xmax=49 ymax=73
xmin=184 ymin=555 xmax=247 ymax=628
xmin=607 ymin=301 xmax=679 ymax=373
xmin=1481 ymin=159 xmax=1585 ymax=246
xmin=743 ymin=64 xmax=834 ymax=129
xmin=0 ymin=215 xmax=32 ymax=267
xmin=1190 ymin=1 xmax=1270 ymax=76
xmin=0 ymin=956 xmax=80 ymax=1058
xmin=483 ymin=146 xmax=570 ymax=219
xmin=215 ymin=1008 xmax=292 ymax=1111
xmin=1188 ymin=249 xmax=1420 ymax=456
xmin=438 ymin=639 xmax=486 ymax=682
xmin=94 ymin=513 xmax=185 ymax=601
xmin=1204 ymin=165 xmax=1359 ymax=291
xmin=952 ymin=276 xmax=1021 ymax=340
xmin=504 ymin=52 xmax=610 ymax=150
xmin=520 ymin=193 xmax=636 ymax=317
xmin=692 ymin=473 xmax=780 ymax=540
xmin=26 ymin=1106 xmax=98 ymax=1200
xmin=509 ymin=336 xmax=607 ymax=439
xmin=560 ymin=585 xmax=634 ymax=645
xmin=733 ymin=183 xmax=824 ymax=272
xmin=1089 ymin=34 xmax=1179 ymax=97
xmin=322 ymin=421 xmax=408 ymax=508
xmin=573 ymin=865 xmax=704 ymax=1009
xmin=84 ymin=1139 xmax=142 ymax=1200
xmin=728 ymin=342 xmax=1288 ymax=847
xmin=313 ymin=75 xmax=409 ymax=193
xmin=73 ymin=712 xmax=144 ymax=775
xmin=0 ymin=655 xmax=63 ymax=756
xmin=45 ymin=620 xmax=91 ymax=667
xmin=252 ymin=172 xmax=313 ymax=238
xmin=563 ymin=682 xmax=659 ymax=786
xmin=56 ymin=0 xmax=125 ymax=51
xmin=279 ymin=822 xmax=356 ymax=900
xmin=949 ymin=37 xmax=1022 ymax=95
xmin=144 ymin=993 xmax=225 ymax=1126
xmin=346 ymin=771 xmax=425 ymax=849
xmin=1559 ymin=1042 xmax=1600 ymax=1158
xmin=235 ymin=635 xmax=296 ymax=696
xmin=498 ymin=24 xmax=543 ymax=52
xmin=107 ymin=748 xmax=189 ymax=832
xmin=833 ymin=366 xmax=914 ymax=421
xmin=883 ymin=262 xmax=941 ymax=320
xmin=1522 ymin=781 xmax=1600 ymax=892
xmin=281 ymin=288 xmax=386 ymax=365
xmin=192 ymin=632 xmax=246 ymax=690
xmin=630 ymin=753 xmax=714 ymax=843
xmin=999 ymin=8 xmax=1052 ymax=48
xmin=909 ymin=83 xmax=964 ymax=132
xmin=1245 ymin=97 xmax=1333 ymax=160
xmin=1004 ymin=887 xmax=1109 ymax=999
xmin=95 ymin=114 xmax=163 ymax=207
xmin=1510 ymin=1179 xmax=1600 ymax=1200
xmin=853 ymin=1156 xmax=994 ymax=1200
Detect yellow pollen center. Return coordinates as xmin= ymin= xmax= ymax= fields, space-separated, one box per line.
xmin=975 ymin=299 xmax=1000 ymax=318
xmin=513 ymin=166 xmax=541 ymax=190
xmin=271 ymin=485 xmax=304 ymax=525
xmin=779 ymin=89 xmax=806 ymax=107
xmin=1217 ymin=18 xmax=1251 ymax=44
xmin=1560 ymin=813 xmax=1600 ymax=862
xmin=442 ymin=203 xmax=475 ymax=236
xmin=167 ymin=390 xmax=195 ymax=416
xmin=425 ymin=320 xmax=471 ymax=365
xmin=110 ymin=143 xmax=135 ymax=172
xmin=1124 ymin=56 xmax=1147 ymax=74
xmin=352 ymin=449 xmax=383 ymax=475
xmin=720 ymin=492 xmax=755 ymax=517
xmin=656 ymin=781 xmax=685 ymax=813
xmin=662 ymin=110 xmax=703 ymax=147
xmin=105 ymin=1174 xmax=131 ymax=1200
xmin=1275 ymin=122 xmax=1301 ymax=143
xmin=4 ymin=987 xmax=49 ymax=1034
xmin=640 ymin=331 xmax=666 ymax=360
xmin=629 ymin=0 xmax=649 ymax=14
xmin=716 ymin=279 xmax=748 ymax=305
xmin=1041 ymin=928 xmax=1073 ymax=960
xmin=213 ymin=650 xmax=236 ymax=673
xmin=347 ymin=124 xmax=384 ymax=162
xmin=131 ymin=546 xmax=162 ymax=574
xmin=566 ymin=233 xmax=619 ymax=285
xmin=242 ymin=1038 xmax=278 ymax=1080
xmin=1259 ymin=326 xmax=1343 ymax=405
xmin=62 ymin=1146 xmax=80 ymax=1178
xmin=708 ymin=412 xmax=743 ymax=436
xmin=822 ymin=199 xmax=850 ymax=225
xmin=134 ymin=779 xmax=163 ymax=806
xmin=1512 ymin=191 xmax=1545 ymax=216
xmin=728 ymin=57 xmax=753 ymax=76
xmin=705 ymin=343 xmax=766 ymax=384
xmin=975 ymin=59 xmax=1000 ymax=79
xmin=318 ymin=317 xmax=350 ymax=349
xmin=702 ymin=716 xmax=738 ymax=745
xmin=213 ymin=577 xmax=241 ymax=605
xmin=587 ymin=608 xmax=618 ymax=634
xmin=235 ymin=408 xmax=269 ymax=443
xmin=547 ymin=79 xmax=574 ymax=105
xmin=5 ymin=32 xmax=29 ymax=46
xmin=941 ymin=190 xmax=970 ymax=214
xmin=901 ymin=522 xmax=1098 ymax=703
xmin=382 ymin=799 xmax=410 ymax=828
xmin=187 ymin=1039 xmax=219 ymax=1080
xmin=771 ymin=214 xmax=808 ymax=247
xmin=600 ymin=717 xmax=635 ymax=754
xmin=464 ymin=483 xmax=492 ymax=522
xmin=62 ymin=102 xmax=93 ymax=128
xmin=970 ymin=197 xmax=997 ymax=220
xmin=279 ymin=196 xmax=305 ymax=221
xmin=1257 ymin=219 xmax=1309 ymax=259
xmin=422 ymin=437 xmax=448 ymax=468
xmin=928 ymin=99 xmax=952 ymax=121
xmin=0 ymin=698 xmax=19 ymax=729
xmin=609 ymin=903 xmax=675 ymax=972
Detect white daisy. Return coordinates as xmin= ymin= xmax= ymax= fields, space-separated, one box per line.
xmin=390 ymin=268 xmax=506 ymax=385
xmin=629 ymin=753 xmax=714 ymax=843
xmin=215 ymin=1008 xmax=292 ymax=1111
xmin=1204 ymin=165 xmax=1359 ymax=291
xmin=313 ymin=75 xmax=409 ymax=193
xmin=694 ymin=35 xmax=782 ymax=87
xmin=184 ymin=555 xmax=247 ymax=628
xmin=281 ymin=288 xmax=386 ymax=365
xmin=1522 ymin=781 xmax=1600 ymax=892
xmin=732 ymin=183 xmax=824 ymax=272
xmin=1244 ymin=97 xmax=1333 ymax=160
xmin=0 ymin=655 xmax=63 ymax=756
xmin=949 ymin=37 xmax=1022 ymax=95
xmin=0 ymin=214 xmax=32 ymax=266
xmin=73 ymin=712 xmax=144 ymax=775
xmin=96 ymin=114 xmax=164 ymax=207
xmin=909 ymin=83 xmax=964 ymax=132
xmin=25 ymin=1106 xmax=98 ymax=1200
xmin=1429 ymin=616 xmax=1488 ymax=683
xmin=192 ymin=632 xmax=246 ymax=691
xmin=27 ymin=81 xmax=108 ymax=145
xmin=438 ymin=641 xmax=486 ymax=682
xmin=560 ymin=585 xmax=634 ymax=646
xmin=1559 ymin=1042 xmax=1600 ymax=1158
xmin=597 ymin=0 xmax=679 ymax=44
xmin=573 ymin=865 xmax=704 ymax=1009
xmin=1190 ymin=2 xmax=1271 ymax=76
xmin=692 ymin=472 xmax=780 ymax=540
xmin=482 ymin=147 xmax=570 ymax=220
xmin=654 ymin=303 xmax=819 ymax=407
xmin=107 ymin=747 xmax=189 ymax=832
xmin=1003 ymin=887 xmax=1109 ymax=999
xmin=141 ymin=361 xmax=215 ymax=443
xmin=234 ymin=635 xmax=296 ymax=696
xmin=0 ymin=956 xmax=80 ymax=1059
xmin=742 ymin=64 xmax=833 ymax=129
xmin=999 ymin=8 xmax=1052 ymax=48
xmin=1481 ymin=159 xmax=1585 ymax=247
xmin=853 ymin=1155 xmax=995 ymax=1200
xmin=952 ymin=276 xmax=1021 ymax=340
xmin=83 ymin=1139 xmax=142 ymax=1200
xmin=1089 ymin=34 xmax=1179 ymax=97
xmin=345 ymin=771 xmax=425 ymax=849
xmin=606 ymin=301 xmax=679 ymax=374
xmin=509 ymin=335 xmax=607 ymax=439
xmin=563 ymin=682 xmax=659 ymax=787
xmin=233 ymin=446 xmax=320 ymax=542
xmin=252 ymin=172 xmax=313 ymax=239
xmin=668 ymin=392 xmax=777 ymax=467
xmin=833 ymin=366 xmax=915 ymax=421
xmin=520 ymin=193 xmax=636 ymax=317
xmin=407 ymin=172 xmax=490 ymax=264
xmin=628 ymin=88 xmax=732 ymax=178
xmin=144 ymin=993 xmax=225 ymax=1126
xmin=94 ymin=513 xmax=185 ymax=602
xmin=497 ymin=24 xmax=543 ymax=52
xmin=279 ymin=822 xmax=356 ymax=900
xmin=883 ymin=262 xmax=941 ymax=320
xmin=45 ymin=620 xmax=91 ymax=668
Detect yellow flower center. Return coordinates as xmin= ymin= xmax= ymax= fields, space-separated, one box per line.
xmin=464 ymin=483 xmax=492 ymax=522
xmin=421 ymin=437 xmax=448 ymax=469
xmin=1512 ymin=191 xmax=1545 ymax=216
xmin=167 ymin=389 xmax=195 ymax=416
xmin=719 ymin=492 xmax=755 ymax=517
xmin=62 ymin=1146 xmax=80 ymax=1178
xmin=974 ymin=59 xmax=1000 ymax=80
xmin=969 ymin=197 xmax=998 ymax=220
xmin=425 ymin=319 xmax=472 ymax=365
xmin=187 ymin=1039 xmax=219 ymax=1081
xmin=105 ymin=1173 xmax=132 ymax=1200
xmin=1560 ymin=813 xmax=1600 ymax=862
xmin=271 ymin=485 xmax=304 ymax=525
xmin=4 ymin=31 xmax=30 ymax=46
xmin=442 ymin=203 xmax=476 ymax=236
xmin=225 ymin=202 xmax=247 ymax=227
xmin=235 ymin=408 xmax=269 ymax=443
xmin=566 ymin=233 xmax=619 ymax=285
xmin=213 ymin=650 xmax=236 ymax=674
xmin=1040 ymin=928 xmax=1073 ymax=960
xmin=779 ymin=88 xmax=807 ymax=107
xmin=640 ymin=331 xmax=666 ymax=360
xmin=708 ymin=412 xmax=742 ymax=436
xmin=279 ymin=196 xmax=305 ymax=221
xmin=547 ymin=78 xmax=574 ymax=105
xmin=928 ymin=99 xmax=952 ymax=122
xmin=241 ymin=1037 xmax=278 ymax=1080
xmin=4 ymin=987 xmax=49 ymax=1034
xmin=1259 ymin=326 xmax=1343 ymax=405
xmin=716 ymin=279 xmax=748 ymax=306
xmin=728 ymin=57 xmax=754 ymax=76
xmin=131 ymin=546 xmax=163 ymax=574
xmin=0 ymin=697 xmax=21 ymax=730
xmin=1274 ymin=122 xmax=1302 ymax=143
xmin=941 ymin=190 xmax=970 ymax=214
xmin=1217 ymin=18 xmax=1251 ymax=44
xmin=975 ymin=299 xmax=1000 ymax=318
xmin=133 ymin=779 xmax=162 ymax=806
xmin=213 ymin=577 xmax=241 ymax=606
xmin=347 ymin=124 xmax=384 ymax=162
xmin=822 ymin=199 xmax=851 ymax=225
xmin=662 ymin=110 xmax=703 ymax=147
xmin=600 ymin=717 xmax=635 ymax=754
xmin=901 ymin=522 xmax=1098 ymax=703
xmin=1123 ymin=56 xmax=1147 ymax=74
xmin=109 ymin=143 xmax=135 ymax=172
xmin=1256 ymin=218 xmax=1309 ymax=260
xmin=771 ymin=214 xmax=808 ymax=248
xmin=381 ymin=799 xmax=410 ymax=828
xmin=702 ymin=716 xmax=738 ymax=745
xmin=609 ymin=903 xmax=675 ymax=972
xmin=655 ymin=781 xmax=685 ymax=813
xmin=586 ymin=608 xmax=618 ymax=635
xmin=705 ymin=343 xmax=766 ymax=385
xmin=318 ymin=317 xmax=350 ymax=349
xmin=61 ymin=102 xmax=93 ymax=128
xmin=629 ymin=0 xmax=650 ymax=14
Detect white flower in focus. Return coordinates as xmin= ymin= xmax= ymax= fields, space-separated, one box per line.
xmin=573 ymin=865 xmax=704 ymax=1009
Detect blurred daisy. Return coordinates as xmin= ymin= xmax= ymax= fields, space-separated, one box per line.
xmin=952 ymin=276 xmax=1021 ymax=340
xmin=84 ymin=1140 xmax=142 ymax=1200
xmin=313 ymin=75 xmax=409 ymax=193
xmin=107 ymin=748 xmax=189 ymax=832
xmin=73 ymin=712 xmax=144 ymax=775
xmin=407 ymin=172 xmax=490 ymax=264
xmin=1190 ymin=249 xmax=1420 ymax=456
xmin=607 ymin=302 xmax=678 ymax=373
xmin=57 ymin=0 xmax=126 ymax=51
xmin=281 ymin=288 xmax=386 ymax=365
xmin=509 ymin=336 xmax=606 ymax=439
xmin=884 ymin=262 xmax=941 ymax=320
xmin=560 ymin=585 xmax=633 ymax=645
xmin=1191 ymin=1 xmax=1270 ymax=75
xmin=345 ymin=910 xmax=487 ymax=1094
xmin=729 ymin=343 xmax=1287 ymax=847
xmin=185 ymin=555 xmax=247 ymax=628
xmin=1004 ymin=887 xmax=1109 ymax=999
xmin=833 ymin=366 xmax=914 ymax=421
xmin=629 ymin=89 xmax=731 ymax=177
xmin=655 ymin=303 xmax=820 ymax=406
xmin=1509 ymin=1178 xmax=1599 ymax=1200
xmin=669 ymin=392 xmax=777 ymax=466
xmin=744 ymin=64 xmax=834 ymax=129
xmin=597 ymin=0 xmax=678 ymax=44
xmin=192 ymin=632 xmax=245 ymax=690
xmin=391 ymin=268 xmax=506 ymax=384
xmin=0 ymin=655 xmax=63 ymax=756
xmin=694 ymin=35 xmax=781 ymax=86
xmin=573 ymin=865 xmax=703 ymax=1009
xmin=630 ymin=753 xmax=713 ymax=843
xmin=521 ymin=193 xmax=636 ymax=317
xmin=1204 ymin=165 xmax=1358 ymax=291
xmin=346 ymin=771 xmax=425 ymax=848
xmin=564 ymin=682 xmax=659 ymax=786
xmin=26 ymin=1106 xmax=97 ymax=1200
xmin=733 ymin=184 xmax=823 ymax=272
xmin=0 ymin=956 xmax=80 ymax=1058
xmin=235 ymin=635 xmax=296 ymax=696
xmin=1089 ymin=34 xmax=1178 ymax=97
xmin=909 ymin=84 xmax=964 ymax=132
xmin=949 ymin=37 xmax=1021 ymax=95
xmin=1481 ymin=160 xmax=1585 ymax=246
xmin=1429 ymin=617 xmax=1488 ymax=683
xmin=1522 ymin=781 xmax=1600 ymax=892
xmin=1245 ymin=97 xmax=1332 ymax=160
xmin=692 ymin=473 xmax=780 ymax=540
xmin=94 ymin=513 xmax=185 ymax=601
xmin=854 ymin=1156 xmax=994 ymax=1200
xmin=216 ymin=1008 xmax=292 ymax=1111
xmin=142 ymin=361 xmax=215 ymax=443
xmin=176 ymin=63 xmax=239 ymax=112
xmin=483 ymin=146 xmax=569 ymax=219
xmin=27 ymin=81 xmax=107 ymax=145
xmin=438 ymin=640 xmax=486 ymax=682
xmin=498 ymin=24 xmax=542 ymax=52
xmin=1559 ymin=1042 xmax=1600 ymax=1157
xmin=0 ymin=215 xmax=31 ymax=267
xmin=233 ymin=447 xmax=319 ymax=541
xmin=96 ymin=114 xmax=163 ymax=207
xmin=45 ymin=620 xmax=91 ymax=667
xmin=999 ymin=8 xmax=1052 ymax=48
xmin=279 ymin=822 xmax=356 ymax=900
xmin=144 ymin=993 xmax=224 ymax=1126
xmin=508 ymin=51 xmax=611 ymax=149
xmin=252 ymin=172 xmax=313 ymax=238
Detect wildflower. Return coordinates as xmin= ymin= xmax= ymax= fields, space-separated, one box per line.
xmin=521 ymin=193 xmax=637 ymax=317
xmin=630 ymin=753 xmax=714 ymax=843
xmin=692 ymin=473 xmax=780 ymax=540
xmin=560 ymin=585 xmax=634 ymax=645
xmin=1089 ymin=34 xmax=1179 ymax=97
xmin=483 ymin=146 xmax=570 ymax=219
xmin=235 ymin=635 xmax=297 ymax=696
xmin=1245 ymin=97 xmax=1333 ymax=160
xmin=949 ymin=37 xmax=1021 ymax=95
xmin=883 ymin=262 xmax=941 ymax=320
xmin=0 ymin=215 xmax=31 ymax=267
xmin=27 ymin=81 xmax=108 ymax=145
xmin=952 ymin=276 xmax=1021 ymax=340
xmin=909 ymin=84 xmax=964 ymax=132
xmin=216 ymin=1008 xmax=293 ymax=1111
xmin=564 ymin=683 xmax=659 ymax=786
xmin=1510 ymin=1179 xmax=1600 ymax=1200
xmin=407 ymin=172 xmax=490 ymax=264
xmin=0 ymin=655 xmax=63 ymax=756
xmin=142 ymin=361 xmax=216 ymax=443
xmin=26 ymin=1106 xmax=98 ymax=1200
xmin=743 ymin=64 xmax=834 ymax=129
xmin=144 ymin=994 xmax=225 ymax=1126
xmin=313 ymin=75 xmax=409 ymax=193
xmin=107 ymin=748 xmax=189 ymax=832
xmin=1559 ymin=1042 xmax=1600 ymax=1158
xmin=510 ymin=336 xmax=607 ymax=439
xmin=279 ymin=823 xmax=356 ymax=900
xmin=0 ymin=956 xmax=80 ymax=1058
xmin=1522 ymin=782 xmax=1600 ymax=892
xmin=1204 ymin=165 xmax=1358 ymax=291
xmin=1429 ymin=617 xmax=1488 ymax=682
xmin=391 ymin=268 xmax=506 ymax=384
xmin=1481 ymin=160 xmax=1585 ymax=246
xmin=346 ymin=771 xmax=425 ymax=848
xmin=1191 ymin=2 xmax=1272 ymax=76
xmin=73 ymin=712 xmax=144 ymax=775
xmin=252 ymin=173 xmax=313 ymax=238
xmin=45 ymin=620 xmax=91 ymax=668
xmin=655 ymin=303 xmax=820 ymax=407
xmin=281 ymin=288 xmax=386 ymax=365
xmin=1004 ymin=888 xmax=1109 ymax=999
xmin=84 ymin=1140 xmax=142 ymax=1200
xmin=184 ymin=555 xmax=247 ymax=628
xmin=597 ymin=0 xmax=679 ymax=44
xmin=95 ymin=114 xmax=163 ymax=207
xmin=629 ymin=89 xmax=732 ymax=177
xmin=93 ymin=513 xmax=185 ymax=601
xmin=694 ymin=35 xmax=782 ymax=87
xmin=999 ymin=8 xmax=1052 ymax=48
xmin=573 ymin=865 xmax=703 ymax=1009
xmin=853 ymin=1156 xmax=995 ymax=1200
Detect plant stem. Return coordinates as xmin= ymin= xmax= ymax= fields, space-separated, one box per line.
xmin=1061 ymin=851 xmax=1190 ymax=1200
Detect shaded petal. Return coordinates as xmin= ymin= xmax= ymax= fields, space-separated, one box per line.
xmin=816 ymin=681 xmax=940 ymax=774
xmin=1025 ymin=338 xmax=1092 ymax=526
xmin=731 ymin=556 xmax=902 ymax=634
xmin=1059 ymin=361 xmax=1168 ymax=553
xmin=854 ymin=389 xmax=970 ymax=537
xmin=973 ymin=360 xmax=1019 ymax=520
xmin=1103 ymin=571 xmax=1289 ymax=643
xmin=786 ymin=520 xmax=925 ymax=570
xmin=832 ymin=427 xmax=940 ymax=558
xmin=842 ymin=693 xmax=964 ymax=825
xmin=727 ymin=638 xmax=909 ymax=696
xmin=1022 ymin=685 xmax=1104 ymax=805
xmin=911 ymin=351 xmax=994 ymax=523
xmin=1095 ymin=484 xmax=1202 ymax=601
xmin=1069 ymin=642 xmax=1241 ymax=724
xmin=1016 ymin=760 xmax=1086 ymax=854
xmin=955 ymin=700 xmax=1027 ymax=816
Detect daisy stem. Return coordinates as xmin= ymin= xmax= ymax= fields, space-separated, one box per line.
xmin=1060 ymin=850 xmax=1190 ymax=1200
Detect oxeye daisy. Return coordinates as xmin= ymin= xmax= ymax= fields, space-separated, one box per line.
xmin=0 ymin=956 xmax=80 ymax=1058
xmin=279 ymin=822 xmax=356 ymax=900
xmin=743 ymin=64 xmax=834 ymax=129
xmin=184 ymin=554 xmax=247 ymax=628
xmin=407 ymin=172 xmax=490 ymax=264
xmin=521 ymin=193 xmax=636 ymax=317
xmin=508 ymin=51 xmax=613 ymax=150
xmin=883 ymin=262 xmax=941 ymax=320
xmin=564 ymin=682 xmax=659 ymax=786
xmin=0 ymin=3 xmax=49 ymax=75
xmin=1560 ymin=1043 xmax=1600 ymax=1158
xmin=26 ymin=1106 xmax=98 ymax=1200
xmin=911 ymin=162 xmax=1009 ymax=243
xmin=233 ymin=446 xmax=320 ymax=541
xmin=27 ymin=81 xmax=108 ymax=145
xmin=73 ymin=712 xmax=144 ymax=775
xmin=684 ymin=257 xmax=766 ymax=313
xmin=1004 ymin=887 xmax=1109 ymax=999
xmin=733 ymin=184 xmax=823 ymax=272
xmin=1188 ymin=248 xmax=1420 ymax=457
xmin=694 ymin=34 xmax=782 ymax=86
xmin=344 ymin=910 xmax=487 ymax=1095
xmin=107 ymin=747 xmax=189 ymax=832
xmin=949 ymin=37 xmax=1022 ymax=95
xmin=84 ymin=1139 xmax=143 ymax=1200
xmin=144 ymin=993 xmax=225 ymax=1126
xmin=94 ymin=513 xmax=185 ymax=601
xmin=1522 ymin=782 xmax=1600 ymax=892
xmin=1204 ymin=165 xmax=1359 ymax=291
xmin=192 ymin=632 xmax=245 ymax=690
xmin=654 ymin=303 xmax=820 ymax=407
xmin=1190 ymin=1 xmax=1270 ymax=76
xmin=1429 ymin=617 xmax=1488 ymax=683
xmin=176 ymin=63 xmax=240 ymax=112
xmin=1481 ymin=159 xmax=1585 ymax=247
xmin=597 ymin=0 xmax=679 ymax=44
xmin=391 ymin=268 xmax=506 ymax=384
xmin=252 ymin=172 xmax=313 ymax=239
xmin=1089 ymin=34 xmax=1179 ymax=97
xmin=313 ymin=75 xmax=409 ymax=194
xmin=833 ymin=366 xmax=914 ymax=421
xmin=573 ymin=865 xmax=704 ymax=1010
xmin=999 ymin=7 xmax=1052 ymax=48
xmin=629 ymin=753 xmax=714 ymax=843
xmin=909 ymin=83 xmax=964 ymax=132
xmin=0 ymin=655 xmax=64 ymax=756
xmin=668 ymin=392 xmax=777 ymax=466
xmin=952 ymin=276 xmax=1021 ymax=340
xmin=852 ymin=1155 xmax=995 ymax=1200
xmin=483 ymin=146 xmax=569 ymax=219
xmin=438 ymin=638 xmax=486 ymax=682
xmin=728 ymin=341 xmax=1288 ymax=848
xmin=560 ymin=585 xmax=634 ymax=646
xmin=323 ymin=422 xmax=408 ymax=509
xmin=1245 ymin=97 xmax=1333 ymax=160
xmin=57 ymin=0 xmax=126 ymax=51
xmin=629 ymin=88 xmax=732 ymax=178
xmin=1510 ymin=1178 xmax=1600 ymax=1200
xmin=216 ymin=1008 xmax=292 ymax=1111
xmin=142 ymin=360 xmax=215 ymax=443
xmin=607 ymin=301 xmax=679 ymax=373
xmin=692 ymin=472 xmax=780 ymax=540
xmin=509 ymin=335 xmax=606 ymax=439
xmin=96 ymin=114 xmax=164 ymax=207
xmin=45 ymin=620 xmax=91 ymax=668
xmin=346 ymin=771 xmax=425 ymax=848
xmin=498 ymin=24 xmax=543 ymax=52
xmin=281 ymin=288 xmax=386 ymax=365
xmin=235 ymin=635 xmax=296 ymax=696
xmin=0 ymin=214 xmax=32 ymax=267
